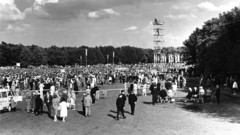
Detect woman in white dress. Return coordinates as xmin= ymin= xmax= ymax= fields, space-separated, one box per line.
xmin=58 ymin=97 xmax=69 ymax=122
xmin=39 ymin=82 xmax=44 ymax=101
xmin=133 ymin=81 xmax=138 ymax=95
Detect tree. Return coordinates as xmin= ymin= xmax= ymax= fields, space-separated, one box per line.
xmin=31 ymin=45 xmax=48 ymax=66
xmin=19 ymin=47 xmax=34 ymax=67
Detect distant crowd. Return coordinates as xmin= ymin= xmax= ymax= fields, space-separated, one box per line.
xmin=1 ymin=63 xmax=218 ymax=122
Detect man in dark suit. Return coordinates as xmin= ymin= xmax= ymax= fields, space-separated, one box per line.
xmin=35 ymin=94 xmax=43 ymax=115
xmin=150 ymin=82 xmax=158 ymax=105
xmin=44 ymin=91 xmax=53 ymax=117
xmin=116 ymin=90 xmax=126 ymax=120
xmin=128 ymin=91 xmax=138 ymax=115
xmin=91 ymin=86 xmax=99 ymax=104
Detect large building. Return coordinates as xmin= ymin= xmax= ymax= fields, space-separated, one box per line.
xmin=154 ymin=52 xmax=184 ymax=63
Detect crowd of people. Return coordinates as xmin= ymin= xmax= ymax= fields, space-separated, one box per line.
xmin=0 ymin=63 xmax=206 ymax=122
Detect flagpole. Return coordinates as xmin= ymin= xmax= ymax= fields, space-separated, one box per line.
xmin=85 ymin=49 xmax=87 ymax=66
xmin=113 ymin=52 xmax=115 ymax=64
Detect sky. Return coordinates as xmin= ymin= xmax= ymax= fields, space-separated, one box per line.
xmin=0 ymin=0 xmax=239 ymax=49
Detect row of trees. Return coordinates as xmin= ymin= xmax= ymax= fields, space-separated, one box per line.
xmin=0 ymin=42 xmax=184 ymax=67
xmin=183 ymin=6 xmax=240 ymax=75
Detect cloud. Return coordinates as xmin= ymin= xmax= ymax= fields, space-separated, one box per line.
xmin=0 ymin=0 xmax=26 ymax=21
xmin=165 ymin=33 xmax=181 ymax=41
xmin=123 ymin=26 xmax=138 ymax=31
xmin=24 ymin=0 xmax=59 ymax=17
xmin=34 ymin=0 xmax=59 ymax=5
xmin=198 ymin=1 xmax=239 ymax=12
xmin=88 ymin=8 xmax=120 ymax=19
xmin=142 ymin=21 xmax=154 ymax=35
xmin=6 ymin=23 xmax=31 ymax=32
xmin=166 ymin=13 xmax=197 ymax=20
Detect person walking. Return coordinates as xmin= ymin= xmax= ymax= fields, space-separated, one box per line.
xmin=149 ymin=82 xmax=158 ymax=105
xmin=34 ymin=94 xmax=43 ymax=115
xmin=116 ymin=90 xmax=126 ymax=120
xmin=128 ymin=91 xmax=138 ymax=115
xmin=52 ymin=94 xmax=59 ymax=122
xmin=81 ymin=93 xmax=87 ymax=116
xmin=58 ymin=97 xmax=69 ymax=122
xmin=84 ymin=92 xmax=92 ymax=117
xmin=25 ymin=91 xmax=32 ymax=113
xmin=90 ymin=86 xmax=99 ymax=104
xmin=44 ymin=91 xmax=53 ymax=117
xmin=69 ymin=90 xmax=76 ymax=110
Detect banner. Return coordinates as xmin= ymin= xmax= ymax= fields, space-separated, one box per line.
xmin=113 ymin=52 xmax=115 ymax=57
xmin=85 ymin=49 xmax=88 ymax=56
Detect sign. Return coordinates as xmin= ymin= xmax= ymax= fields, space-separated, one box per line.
xmin=16 ymin=63 xmax=20 ymax=67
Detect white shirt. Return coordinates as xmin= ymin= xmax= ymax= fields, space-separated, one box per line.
xmin=50 ymin=85 xmax=55 ymax=96
xmin=233 ymin=82 xmax=238 ymax=89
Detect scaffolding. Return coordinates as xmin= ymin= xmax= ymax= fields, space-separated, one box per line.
xmin=153 ymin=18 xmax=164 ymax=64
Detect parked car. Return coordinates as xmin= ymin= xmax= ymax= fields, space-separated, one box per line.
xmin=0 ymin=87 xmax=22 ymax=112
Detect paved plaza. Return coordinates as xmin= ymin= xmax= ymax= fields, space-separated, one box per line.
xmin=1 ymin=83 xmax=240 ymax=135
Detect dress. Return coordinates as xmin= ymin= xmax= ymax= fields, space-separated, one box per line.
xmin=39 ymin=83 xmax=44 ymax=100
xmin=59 ymin=101 xmax=69 ymax=117
xmin=52 ymin=98 xmax=59 ymax=116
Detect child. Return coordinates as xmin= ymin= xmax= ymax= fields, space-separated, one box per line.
xmin=58 ymin=97 xmax=69 ymax=122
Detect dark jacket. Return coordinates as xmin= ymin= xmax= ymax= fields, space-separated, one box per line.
xmin=159 ymin=89 xmax=167 ymax=98
xmin=116 ymin=94 xmax=126 ymax=109
xmin=150 ymin=83 xmax=158 ymax=95
xmin=215 ymin=87 xmax=220 ymax=96
xmin=91 ymin=86 xmax=99 ymax=96
xmin=128 ymin=93 xmax=137 ymax=105
xmin=44 ymin=94 xmax=53 ymax=105
xmin=35 ymin=95 xmax=43 ymax=109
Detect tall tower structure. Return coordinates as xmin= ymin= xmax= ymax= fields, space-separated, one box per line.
xmin=153 ymin=18 xmax=164 ymax=64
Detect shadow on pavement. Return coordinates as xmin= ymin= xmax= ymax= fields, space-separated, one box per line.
xmin=142 ymin=101 xmax=152 ymax=105
xmin=107 ymin=114 xmax=116 ymax=120
xmin=77 ymin=110 xmax=85 ymax=116
xmin=179 ymin=102 xmax=240 ymax=124
xmin=110 ymin=110 xmax=117 ymax=113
